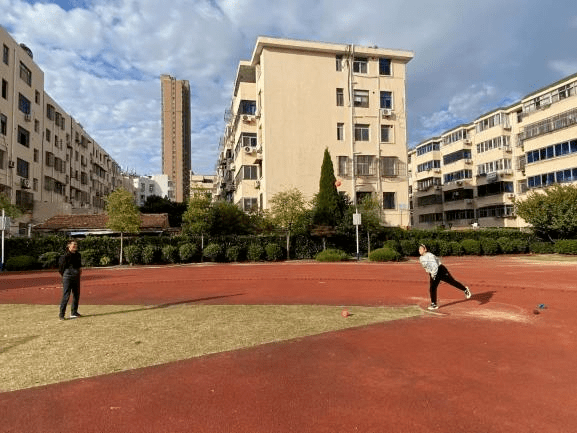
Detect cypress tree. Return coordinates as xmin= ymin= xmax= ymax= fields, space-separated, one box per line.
xmin=313 ymin=148 xmax=342 ymax=227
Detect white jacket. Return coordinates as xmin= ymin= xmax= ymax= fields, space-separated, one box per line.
xmin=419 ymin=252 xmax=440 ymax=279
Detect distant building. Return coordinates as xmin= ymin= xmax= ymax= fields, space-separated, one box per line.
xmin=0 ymin=25 xmax=123 ymax=236
xmin=409 ymin=72 xmax=577 ymax=229
xmin=160 ymin=74 xmax=191 ymax=203
xmin=190 ymin=173 xmax=216 ymax=197
xmin=133 ymin=174 xmax=174 ymax=207
xmin=215 ymin=37 xmax=414 ymax=226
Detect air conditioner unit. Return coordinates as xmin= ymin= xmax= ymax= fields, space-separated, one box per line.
xmin=456 ymin=180 xmax=463 ymax=185
xmin=507 ymin=193 xmax=515 ymax=199
xmin=381 ymin=108 xmax=393 ymax=118
xmin=464 ymin=139 xmax=472 ymax=145
xmin=503 ymin=125 xmax=512 ymax=131
xmin=24 ymin=113 xmax=31 ymax=122
xmin=504 ymin=146 xmax=512 ymax=152
xmin=256 ymin=146 xmax=263 ymax=153
xmin=465 ymin=159 xmax=473 ymax=164
xmin=255 ymin=180 xmax=260 ymax=188
xmin=434 ymin=169 xmax=441 ymax=173
xmin=434 ymin=185 xmax=441 ymax=190
xmin=465 ymin=199 xmax=473 ymax=204
xmin=20 ymin=178 xmax=30 ymax=189
xmin=8 ymin=160 xmax=15 ymax=168
xmin=244 ymin=146 xmax=253 ymax=154
xmin=242 ymin=115 xmax=249 ymax=122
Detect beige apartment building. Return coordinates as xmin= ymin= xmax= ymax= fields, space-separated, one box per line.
xmin=215 ymin=37 xmax=414 ymax=226
xmin=1 ymin=25 xmax=123 ymax=235
xmin=409 ymin=72 xmax=577 ymax=229
xmin=161 ymin=74 xmax=191 ymax=203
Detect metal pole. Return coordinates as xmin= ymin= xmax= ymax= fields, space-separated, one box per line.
xmin=348 ymin=44 xmax=360 ymax=260
xmin=1 ymin=208 xmax=5 ymax=270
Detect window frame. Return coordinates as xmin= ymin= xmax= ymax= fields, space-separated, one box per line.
xmin=354 ymin=124 xmax=370 ymax=142
xmin=353 ymin=57 xmax=368 ymax=74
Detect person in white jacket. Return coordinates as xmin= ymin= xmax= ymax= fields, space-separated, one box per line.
xmin=418 ymin=244 xmax=471 ymax=310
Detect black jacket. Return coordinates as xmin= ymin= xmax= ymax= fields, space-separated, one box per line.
xmin=58 ymin=251 xmax=82 ymax=276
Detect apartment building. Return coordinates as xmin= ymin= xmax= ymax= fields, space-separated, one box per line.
xmin=190 ymin=173 xmax=216 ymax=197
xmin=133 ymin=174 xmax=174 ymax=206
xmin=409 ymin=72 xmax=577 ymax=229
xmin=215 ymin=37 xmax=414 ymax=226
xmin=160 ymin=74 xmax=191 ymax=203
xmin=1 ymin=25 xmax=123 ymax=235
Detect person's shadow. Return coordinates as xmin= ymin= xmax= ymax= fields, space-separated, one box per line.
xmin=441 ymin=291 xmax=496 ymax=308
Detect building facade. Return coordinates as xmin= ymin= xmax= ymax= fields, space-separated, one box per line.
xmin=160 ymin=74 xmax=191 ymax=203
xmin=1 ymin=25 xmax=123 ymax=235
xmin=190 ymin=173 xmax=216 ymax=197
xmin=215 ymin=37 xmax=414 ymax=226
xmin=409 ymin=73 xmax=577 ymax=229
xmin=133 ymin=174 xmax=174 ymax=207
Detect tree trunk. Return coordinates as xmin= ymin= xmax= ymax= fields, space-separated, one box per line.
xmin=286 ymin=231 xmax=291 ymax=260
xmin=120 ymin=232 xmax=124 ymax=265
xmin=367 ymin=231 xmax=371 ymax=256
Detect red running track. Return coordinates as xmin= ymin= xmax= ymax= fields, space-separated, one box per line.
xmin=1 ymin=257 xmax=576 ymax=432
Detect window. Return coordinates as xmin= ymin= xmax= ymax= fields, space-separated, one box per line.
xmin=46 ymin=104 xmax=55 ymax=120
xmin=45 ymin=151 xmax=55 ymax=167
xmin=0 ymin=113 xmax=6 ymax=136
xmin=33 ymin=178 xmax=38 ymax=191
xmin=15 ymin=191 xmax=33 ymax=211
xmin=353 ymin=90 xmax=369 ymax=108
xmin=380 ymin=91 xmax=392 ymax=109
xmin=45 ymin=129 xmax=51 ymax=143
xmin=33 ymin=149 xmax=39 ymax=162
xmin=337 ymin=123 xmax=344 ymax=141
xmin=353 ymin=57 xmax=368 ymax=74
xmin=16 ymin=158 xmax=29 ymax=178
xmin=355 ymin=155 xmax=374 ymax=176
xmin=354 ymin=124 xmax=370 ymax=141
xmin=381 ymin=157 xmax=398 ymax=177
xmin=35 ymin=90 xmax=40 ymax=104
xmin=336 ymin=55 xmax=342 ymax=71
xmin=239 ymin=100 xmax=256 ymax=115
xmin=338 ymin=156 xmax=349 ymax=176
xmin=383 ymin=192 xmax=396 ymax=209
xmin=149 ymin=184 xmax=154 ymax=193
xmin=380 ymin=125 xmax=392 ymax=143
xmin=17 ymin=126 xmax=30 ymax=147
xmin=0 ymin=149 xmax=4 ymax=170
xmin=20 ymin=62 xmax=32 ymax=86
xmin=336 ymin=88 xmax=344 ymax=106
xmin=18 ymin=94 xmax=31 ymax=114
xmin=243 ymin=198 xmax=258 ymax=212
xmin=379 ymin=58 xmax=391 ymax=76
xmin=3 ymin=44 xmax=8 ymax=65
xmin=1 ymin=79 xmax=7 ymax=99
xmin=243 ymin=165 xmax=258 ymax=180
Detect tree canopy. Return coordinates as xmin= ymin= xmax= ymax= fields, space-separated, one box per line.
xmin=140 ymin=195 xmax=187 ymax=227
xmin=313 ymin=148 xmax=343 ymax=227
xmin=514 ymin=184 xmax=577 ymax=241
xmin=269 ymin=188 xmax=310 ymax=259
xmin=106 ymin=188 xmax=141 ymax=265
xmin=0 ymin=193 xmax=22 ymax=219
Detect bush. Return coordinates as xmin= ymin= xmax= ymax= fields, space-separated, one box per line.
xmin=369 ymin=247 xmax=402 ymax=262
xmin=315 ymin=248 xmax=349 ymax=262
xmin=162 ymin=245 xmax=178 ymax=264
xmin=400 ymin=239 xmax=419 ymax=257
xmin=123 ymin=245 xmax=141 ymax=265
xmin=420 ymin=239 xmax=439 ymax=256
xmin=225 ymin=245 xmax=242 ymax=262
xmin=480 ymin=238 xmax=499 ymax=255
xmin=437 ymin=240 xmax=452 ymax=257
xmin=383 ymin=239 xmax=401 ymax=253
xmin=179 ymin=243 xmax=198 ymax=263
xmin=38 ymin=251 xmax=60 ymax=269
xmin=265 ymin=243 xmax=283 ymax=261
xmin=81 ymin=249 xmax=100 ymax=267
xmin=203 ymin=243 xmax=223 ymax=262
xmin=497 ymin=237 xmax=515 ymax=254
xmin=450 ymin=241 xmax=464 ymax=256
xmin=512 ymin=239 xmax=528 ymax=253
xmin=554 ymin=239 xmax=577 ymax=255
xmin=4 ymin=255 xmax=39 ymax=271
xmin=142 ymin=245 xmax=159 ymax=265
xmin=530 ymin=241 xmax=555 ymax=254
xmin=461 ymin=239 xmax=481 ymax=255
xmin=247 ymin=243 xmax=264 ymax=262
xmin=99 ymin=256 xmax=112 ymax=266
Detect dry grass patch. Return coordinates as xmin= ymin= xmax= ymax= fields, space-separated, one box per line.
xmin=0 ymin=303 xmax=422 ymax=392
xmin=516 ymin=254 xmax=577 ymax=264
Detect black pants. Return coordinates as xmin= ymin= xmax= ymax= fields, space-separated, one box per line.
xmin=60 ymin=273 xmax=80 ymax=317
xmin=429 ymin=264 xmax=467 ymax=304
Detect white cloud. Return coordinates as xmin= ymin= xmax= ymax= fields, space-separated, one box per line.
xmin=550 ymin=60 xmax=577 ymax=77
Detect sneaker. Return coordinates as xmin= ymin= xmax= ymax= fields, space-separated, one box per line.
xmin=59 ymin=316 xmax=65 ymax=321
xmin=427 ymin=303 xmax=438 ymax=310
xmin=465 ymin=287 xmax=472 ymax=299
xmin=70 ymin=313 xmax=83 ymax=319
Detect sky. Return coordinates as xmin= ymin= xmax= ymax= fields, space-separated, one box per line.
xmin=1 ymin=0 xmax=577 ymax=176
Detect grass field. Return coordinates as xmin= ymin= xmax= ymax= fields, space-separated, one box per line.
xmin=0 ymin=303 xmax=423 ymax=392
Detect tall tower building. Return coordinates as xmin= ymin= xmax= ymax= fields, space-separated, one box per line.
xmin=160 ymin=74 xmax=191 ymax=202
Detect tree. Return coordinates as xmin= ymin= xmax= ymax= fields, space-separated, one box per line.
xmin=338 ymin=195 xmax=382 ymax=254
xmin=0 ymin=193 xmax=22 ymax=219
xmin=514 ymin=184 xmax=577 ymax=241
xmin=269 ymin=188 xmax=309 ymax=259
xmin=209 ymin=201 xmax=253 ymax=236
xmin=182 ymin=190 xmax=213 ymax=253
xmin=105 ymin=188 xmax=141 ymax=265
xmin=140 ymin=195 xmax=187 ymax=227
xmin=313 ymin=148 xmax=343 ymax=227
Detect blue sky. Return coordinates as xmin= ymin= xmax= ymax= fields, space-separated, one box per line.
xmin=2 ymin=0 xmax=577 ymax=176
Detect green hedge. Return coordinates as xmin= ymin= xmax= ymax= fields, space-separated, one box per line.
xmin=265 ymin=243 xmax=283 ymax=261
xmin=4 ymin=255 xmax=39 ymax=271
xmin=530 ymin=242 xmax=555 ymax=254
xmin=461 ymin=239 xmax=481 ymax=255
xmin=315 ymin=248 xmax=349 ymax=262
xmin=38 ymin=251 xmax=60 ymax=269
xmin=369 ymin=247 xmax=402 ymax=262
xmin=554 ymin=240 xmax=577 ymax=255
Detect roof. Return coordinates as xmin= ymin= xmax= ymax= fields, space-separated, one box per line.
xmin=34 ymin=213 xmax=170 ymax=233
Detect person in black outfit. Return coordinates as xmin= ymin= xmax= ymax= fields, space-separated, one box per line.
xmin=58 ymin=241 xmax=82 ymax=320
